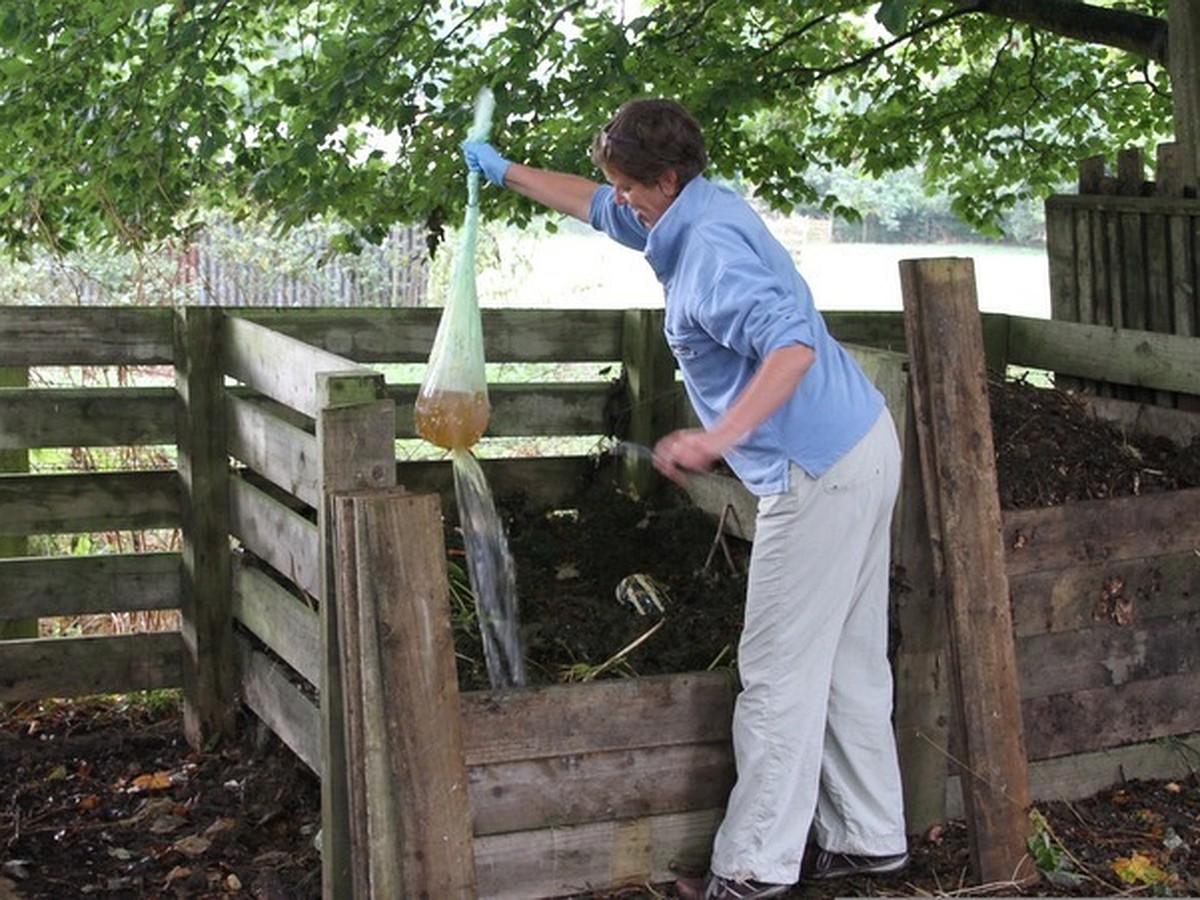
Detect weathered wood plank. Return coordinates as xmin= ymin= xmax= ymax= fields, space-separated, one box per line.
xmin=314 ymin=376 xmax=397 ymax=900
xmin=1002 ymin=487 xmax=1200 ymax=576
xmin=946 ymin=732 xmax=1200 ymax=817
xmin=1005 ymin=316 xmax=1200 ymax=394
xmin=823 ymin=311 xmax=907 ymax=352
xmin=228 ymin=475 xmax=320 ymax=598
xmin=1016 ymin=610 xmax=1200 ymax=700
xmin=1119 ymin=211 xmax=1148 ymax=331
xmin=893 ymin=398 xmax=952 ymax=834
xmin=1045 ymin=205 xmax=1079 ymax=323
xmin=395 ymin=455 xmax=609 ymax=515
xmin=0 ymin=632 xmax=181 ymax=703
xmin=0 ymin=387 xmax=175 ymax=450
xmin=222 ymin=316 xmax=380 ymax=418
xmin=235 ymin=633 xmax=322 ymax=775
xmin=460 ymin=672 xmax=737 ymax=767
xmin=470 ymin=740 xmax=733 ymax=836
xmin=0 ymin=307 xmax=174 ymax=366
xmin=227 ymin=393 xmax=320 ymax=507
xmin=0 ymin=552 xmax=180 ymax=619
xmin=234 ymin=307 xmax=628 ymax=363
xmin=1085 ymin=394 xmax=1200 ymax=445
xmin=390 ymin=382 xmax=616 ymax=439
xmin=232 ymin=559 xmax=320 ymax=688
xmin=1046 ymin=193 xmax=1200 ymax=217
xmin=333 ymin=489 xmax=476 ymax=898
xmin=1167 ymin=214 xmax=1197 ymax=337
xmin=901 ymin=257 xmax=1032 ymax=883
xmin=176 ymin=306 xmax=236 ymax=746
xmin=0 ymin=470 xmax=179 ymax=536
xmin=1009 ymin=550 xmax=1199 ymax=639
xmin=1023 ymin=670 xmax=1200 ymax=760
xmin=473 ymin=808 xmax=722 ymax=900
xmin=0 ymin=365 xmax=31 ymax=639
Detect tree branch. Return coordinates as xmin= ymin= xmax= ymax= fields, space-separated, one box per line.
xmin=964 ymin=0 xmax=1167 ymax=66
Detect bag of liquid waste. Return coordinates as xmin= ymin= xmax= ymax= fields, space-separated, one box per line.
xmin=413 ymin=88 xmax=494 ymax=449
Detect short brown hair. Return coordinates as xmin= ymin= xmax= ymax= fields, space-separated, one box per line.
xmin=591 ymin=98 xmax=707 ymax=187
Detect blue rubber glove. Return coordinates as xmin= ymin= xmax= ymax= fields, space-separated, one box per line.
xmin=463 ymin=141 xmax=512 ymax=187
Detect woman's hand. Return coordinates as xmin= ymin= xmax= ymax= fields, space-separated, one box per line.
xmin=462 ymin=141 xmax=512 ymax=186
xmin=652 ymin=429 xmax=724 ymax=483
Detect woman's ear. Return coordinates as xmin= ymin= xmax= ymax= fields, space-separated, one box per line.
xmin=658 ymin=169 xmax=681 ymax=198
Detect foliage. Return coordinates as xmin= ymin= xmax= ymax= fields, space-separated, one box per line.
xmin=0 ymin=1 xmax=1175 ymax=251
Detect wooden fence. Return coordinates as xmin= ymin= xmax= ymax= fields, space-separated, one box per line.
xmin=1 ymin=300 xmax=1198 ymax=896
xmin=1046 ymin=143 xmax=1199 ymax=405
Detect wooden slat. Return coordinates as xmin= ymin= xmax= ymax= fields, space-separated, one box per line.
xmin=395 ymin=455 xmax=607 ymax=515
xmin=460 ymin=672 xmax=736 ymax=767
xmin=1168 ymin=214 xmax=1197 ymax=336
xmin=469 ymin=740 xmax=732 ymax=836
xmin=1046 ymin=193 xmax=1200 ymax=216
xmin=227 ymin=393 xmax=320 ymax=507
xmin=235 ymin=632 xmax=322 ymax=775
xmin=390 ymin=381 xmax=616 ymax=439
xmin=1005 ymin=316 xmax=1200 ymax=394
xmin=0 ymin=470 xmax=179 ymax=536
xmin=232 ymin=559 xmax=321 ymax=687
xmin=1009 ymin=550 xmax=1200 ymax=639
xmin=228 ymin=475 xmax=320 ymax=597
xmin=0 ymin=387 xmax=175 ymax=450
xmin=222 ymin=316 xmax=379 ymax=418
xmin=1023 ymin=670 xmax=1200 ymax=760
xmin=1016 ymin=610 xmax=1200 ymax=699
xmin=823 ymin=311 xmax=907 ymax=352
xmin=0 ymin=307 xmax=174 ymax=366
xmin=234 ymin=307 xmax=629 ymax=363
xmin=0 ymin=552 xmax=180 ymax=619
xmin=0 ymin=632 xmax=181 ymax=702
xmin=1002 ymin=487 xmax=1200 ymax=576
xmin=473 ymin=808 xmax=721 ymax=900
xmin=1085 ymin=394 xmax=1200 ymax=445
xmin=946 ymin=732 xmax=1200 ymax=817
xmin=1120 ymin=211 xmax=1148 ymax=330
xmin=1045 ymin=205 xmax=1079 ymax=323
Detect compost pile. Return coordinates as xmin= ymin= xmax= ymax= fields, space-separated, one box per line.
xmin=2 ymin=375 xmax=1199 ymax=899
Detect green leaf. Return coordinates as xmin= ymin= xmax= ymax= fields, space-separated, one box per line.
xmin=875 ymin=0 xmax=913 ymax=35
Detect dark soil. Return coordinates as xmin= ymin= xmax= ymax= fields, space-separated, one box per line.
xmin=3 ymin=376 xmax=1200 ymax=899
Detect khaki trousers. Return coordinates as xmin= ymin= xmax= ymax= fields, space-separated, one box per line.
xmin=711 ymin=409 xmax=907 ymax=885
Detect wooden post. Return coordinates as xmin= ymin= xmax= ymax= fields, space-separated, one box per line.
xmin=900 ymin=259 xmax=1034 ymax=884
xmin=1171 ymin=0 xmax=1199 ymax=189
xmin=333 ymin=489 xmax=477 ymax=898
xmin=620 ymin=308 xmax=678 ymax=496
xmin=0 ymin=366 xmax=33 ymax=640
xmin=315 ymin=371 xmax=396 ymax=900
xmin=174 ymin=307 xmax=236 ymax=745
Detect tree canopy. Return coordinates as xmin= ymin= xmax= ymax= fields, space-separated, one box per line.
xmin=0 ymin=0 xmax=1174 ymax=254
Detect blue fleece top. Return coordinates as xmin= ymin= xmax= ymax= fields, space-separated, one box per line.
xmin=589 ymin=175 xmax=884 ymax=495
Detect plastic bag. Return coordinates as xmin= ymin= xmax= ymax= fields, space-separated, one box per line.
xmin=413 ymin=88 xmax=495 ymax=449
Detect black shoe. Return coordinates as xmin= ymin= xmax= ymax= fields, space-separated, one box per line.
xmin=808 ymin=849 xmax=909 ymax=880
xmin=675 ymin=872 xmax=793 ymax=899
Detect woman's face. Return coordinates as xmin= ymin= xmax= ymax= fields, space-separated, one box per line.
xmin=603 ymin=166 xmax=679 ymax=228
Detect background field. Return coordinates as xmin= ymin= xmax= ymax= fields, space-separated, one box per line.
xmin=474 ymin=220 xmax=1051 ymax=319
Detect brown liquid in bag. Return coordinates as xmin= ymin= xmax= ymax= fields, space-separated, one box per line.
xmin=413 ymin=389 xmax=490 ymax=449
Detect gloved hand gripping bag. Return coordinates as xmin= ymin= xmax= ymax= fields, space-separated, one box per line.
xmin=414 ymin=88 xmax=495 ymax=449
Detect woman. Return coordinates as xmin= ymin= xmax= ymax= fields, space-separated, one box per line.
xmin=465 ymin=98 xmax=908 ymax=900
